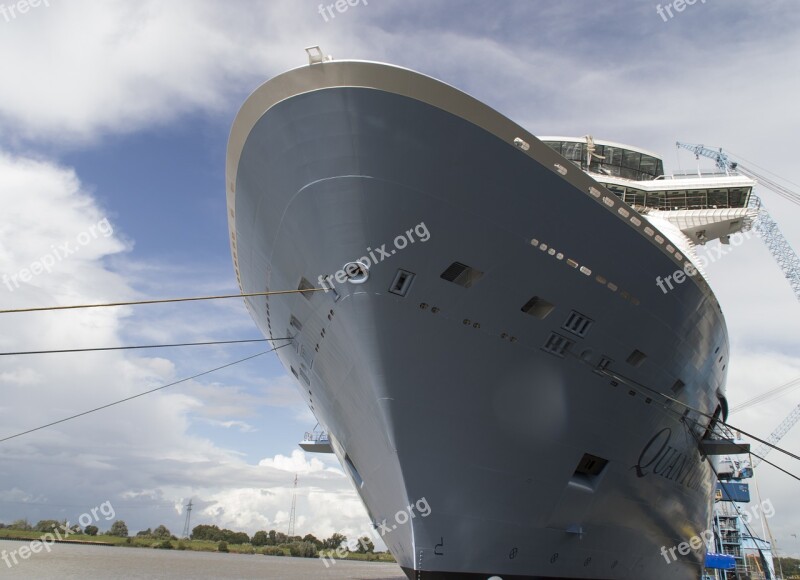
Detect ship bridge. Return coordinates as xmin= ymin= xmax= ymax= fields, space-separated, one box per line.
xmin=539 ymin=136 xmax=754 ymax=211
xmin=540 ymin=136 xmax=757 ymax=247
xmin=540 ymin=136 xmax=665 ymax=182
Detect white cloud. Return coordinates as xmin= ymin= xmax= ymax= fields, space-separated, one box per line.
xmin=0 ymin=0 xmax=361 ymax=144
xmin=0 ymin=151 xmax=357 ymax=539
xmin=258 ymin=449 xmax=329 ymax=474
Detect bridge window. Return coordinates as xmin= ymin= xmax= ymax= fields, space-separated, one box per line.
xmin=562 ymin=142 xmax=585 ymax=163
xmin=729 ymin=188 xmax=747 ymax=206
xmin=604 ymin=146 xmax=621 ymax=167
xmin=667 ymin=190 xmax=687 ymax=209
xmin=645 ymin=192 xmax=665 ymax=209
xmin=545 ymin=141 xmax=563 ymax=155
xmin=708 ymin=189 xmax=729 ymax=207
xmin=623 ymin=149 xmax=641 ymax=172
xmin=687 ymin=190 xmax=707 ymax=209
xmin=624 ymin=188 xmax=646 ymax=207
xmin=640 ymin=155 xmax=658 ymax=176
xmin=542 ymin=141 xmax=664 ymax=181
xmin=606 ymin=184 xmax=625 ymax=199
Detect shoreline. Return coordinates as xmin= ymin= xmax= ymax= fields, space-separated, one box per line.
xmin=0 ymin=532 xmax=395 ymax=563
xmin=0 ymin=535 xmax=114 ymax=547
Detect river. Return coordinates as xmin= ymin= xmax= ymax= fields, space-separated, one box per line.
xmin=0 ymin=539 xmax=406 ymax=579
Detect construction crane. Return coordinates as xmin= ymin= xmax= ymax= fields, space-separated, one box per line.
xmin=749 ymin=403 xmax=800 ymax=467
xmin=729 ymin=376 xmax=800 ymax=467
xmin=676 ymin=142 xmax=800 ymax=302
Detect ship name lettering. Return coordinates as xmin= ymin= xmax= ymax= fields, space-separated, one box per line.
xmin=634 ymin=428 xmax=703 ymax=490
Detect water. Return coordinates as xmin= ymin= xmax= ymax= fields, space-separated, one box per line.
xmin=0 ymin=540 xmax=406 ymax=579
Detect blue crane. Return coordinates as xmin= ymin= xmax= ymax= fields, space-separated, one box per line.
xmin=676 ymin=142 xmax=800 ymax=302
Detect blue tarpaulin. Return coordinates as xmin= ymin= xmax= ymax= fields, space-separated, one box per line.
xmin=705 ymin=553 xmax=736 ymax=569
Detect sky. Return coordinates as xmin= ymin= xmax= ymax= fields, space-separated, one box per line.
xmin=0 ymin=0 xmax=799 ymax=559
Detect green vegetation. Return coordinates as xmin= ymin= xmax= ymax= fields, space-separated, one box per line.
xmin=776 ymin=557 xmax=800 ymax=578
xmin=108 ymin=520 xmax=129 ymax=537
xmin=0 ymin=519 xmax=396 ymax=563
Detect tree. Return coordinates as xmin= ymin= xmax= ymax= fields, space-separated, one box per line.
xmin=217 ymin=541 xmax=228 ymax=553
xmin=288 ymin=541 xmax=318 ymax=558
xmin=323 ymin=533 xmax=346 ymax=550
xmin=224 ymin=531 xmax=250 ymax=545
xmin=9 ymin=519 xmax=32 ymax=531
xmin=274 ymin=531 xmax=288 ymax=545
xmin=84 ymin=525 xmax=99 ymax=536
xmin=34 ymin=520 xmax=62 ymax=533
xmin=108 ymin=520 xmax=129 ymax=537
xmin=136 ymin=528 xmax=152 ymax=538
xmin=191 ymin=524 xmax=222 ymax=541
xmin=302 ymin=533 xmax=322 ymax=548
xmin=251 ymin=530 xmax=268 ymax=546
xmin=355 ymin=536 xmax=374 ymax=554
xmin=152 ymin=525 xmax=171 ymax=540
xmin=267 ymin=530 xmax=277 ymax=545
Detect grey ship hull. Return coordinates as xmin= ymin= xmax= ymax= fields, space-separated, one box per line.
xmin=226 ymin=60 xmax=727 ymax=579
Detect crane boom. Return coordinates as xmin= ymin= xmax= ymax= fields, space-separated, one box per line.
xmin=750 ymin=403 xmax=800 ymax=466
xmin=749 ymin=195 xmax=800 ymax=300
xmin=676 ymin=141 xmax=800 ymax=302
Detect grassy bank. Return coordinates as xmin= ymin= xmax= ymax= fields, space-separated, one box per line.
xmin=0 ymin=528 xmax=396 ymax=562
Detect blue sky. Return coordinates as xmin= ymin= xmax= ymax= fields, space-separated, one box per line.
xmin=1 ymin=0 xmax=799 ymax=558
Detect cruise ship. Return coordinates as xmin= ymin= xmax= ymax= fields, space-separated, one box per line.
xmin=226 ymin=51 xmax=757 ymax=579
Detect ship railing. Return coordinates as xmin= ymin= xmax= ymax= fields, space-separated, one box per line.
xmin=659 ymin=170 xmax=736 ymax=179
xmin=303 ymin=431 xmax=330 ymax=443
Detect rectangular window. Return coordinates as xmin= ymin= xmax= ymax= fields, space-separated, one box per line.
xmin=389 ymin=269 xmax=415 ymax=296
xmin=297 ymin=277 xmax=315 ymax=300
xmin=562 ymin=310 xmax=593 ymax=337
xmin=645 ymin=192 xmax=666 ymax=209
xmin=666 ymin=190 xmax=687 ymax=209
xmin=639 ymin=155 xmax=658 ymax=176
xmin=622 ymin=149 xmax=642 ymax=171
xmin=562 ymin=142 xmax=585 ymax=164
xmin=604 ymin=146 xmax=623 ymax=166
xmin=542 ymin=333 xmax=573 ymax=357
xmin=687 ymin=190 xmax=707 ymax=209
xmin=574 ymin=453 xmax=608 ymax=477
xmin=543 ymin=141 xmax=563 ymax=154
xmin=440 ymin=262 xmax=483 ymax=288
xmin=521 ymin=296 xmax=555 ymax=319
xmin=626 ymin=349 xmax=647 ymax=367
